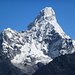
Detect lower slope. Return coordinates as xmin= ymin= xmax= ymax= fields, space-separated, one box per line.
xmin=33 ymin=52 xmax=75 ymax=75
xmin=0 ymin=52 xmax=28 ymax=75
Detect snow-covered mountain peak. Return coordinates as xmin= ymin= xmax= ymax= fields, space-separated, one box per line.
xmin=0 ymin=7 xmax=75 ymax=75
xmin=28 ymin=7 xmax=56 ymax=30
xmin=28 ymin=7 xmax=70 ymax=39
xmin=28 ymin=7 xmax=57 ymax=30
xmin=35 ymin=7 xmax=56 ymax=21
xmin=41 ymin=7 xmax=55 ymax=18
xmin=7 ymin=28 xmax=12 ymax=30
xmin=3 ymin=28 xmax=15 ymax=34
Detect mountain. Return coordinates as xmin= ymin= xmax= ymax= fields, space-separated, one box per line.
xmin=33 ymin=52 xmax=75 ymax=75
xmin=0 ymin=7 xmax=75 ymax=75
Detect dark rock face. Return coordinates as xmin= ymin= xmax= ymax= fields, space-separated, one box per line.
xmin=22 ymin=74 xmax=28 ymax=75
xmin=33 ymin=52 xmax=75 ymax=75
xmin=0 ymin=52 xmax=27 ymax=75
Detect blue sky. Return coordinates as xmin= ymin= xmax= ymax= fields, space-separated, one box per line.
xmin=0 ymin=0 xmax=75 ymax=40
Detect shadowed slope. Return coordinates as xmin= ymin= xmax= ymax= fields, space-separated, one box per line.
xmin=33 ymin=52 xmax=75 ymax=75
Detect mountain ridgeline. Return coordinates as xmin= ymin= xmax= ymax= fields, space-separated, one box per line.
xmin=33 ymin=52 xmax=75 ymax=75
xmin=0 ymin=7 xmax=75 ymax=75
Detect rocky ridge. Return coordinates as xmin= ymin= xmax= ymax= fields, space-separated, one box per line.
xmin=33 ymin=52 xmax=75 ymax=75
